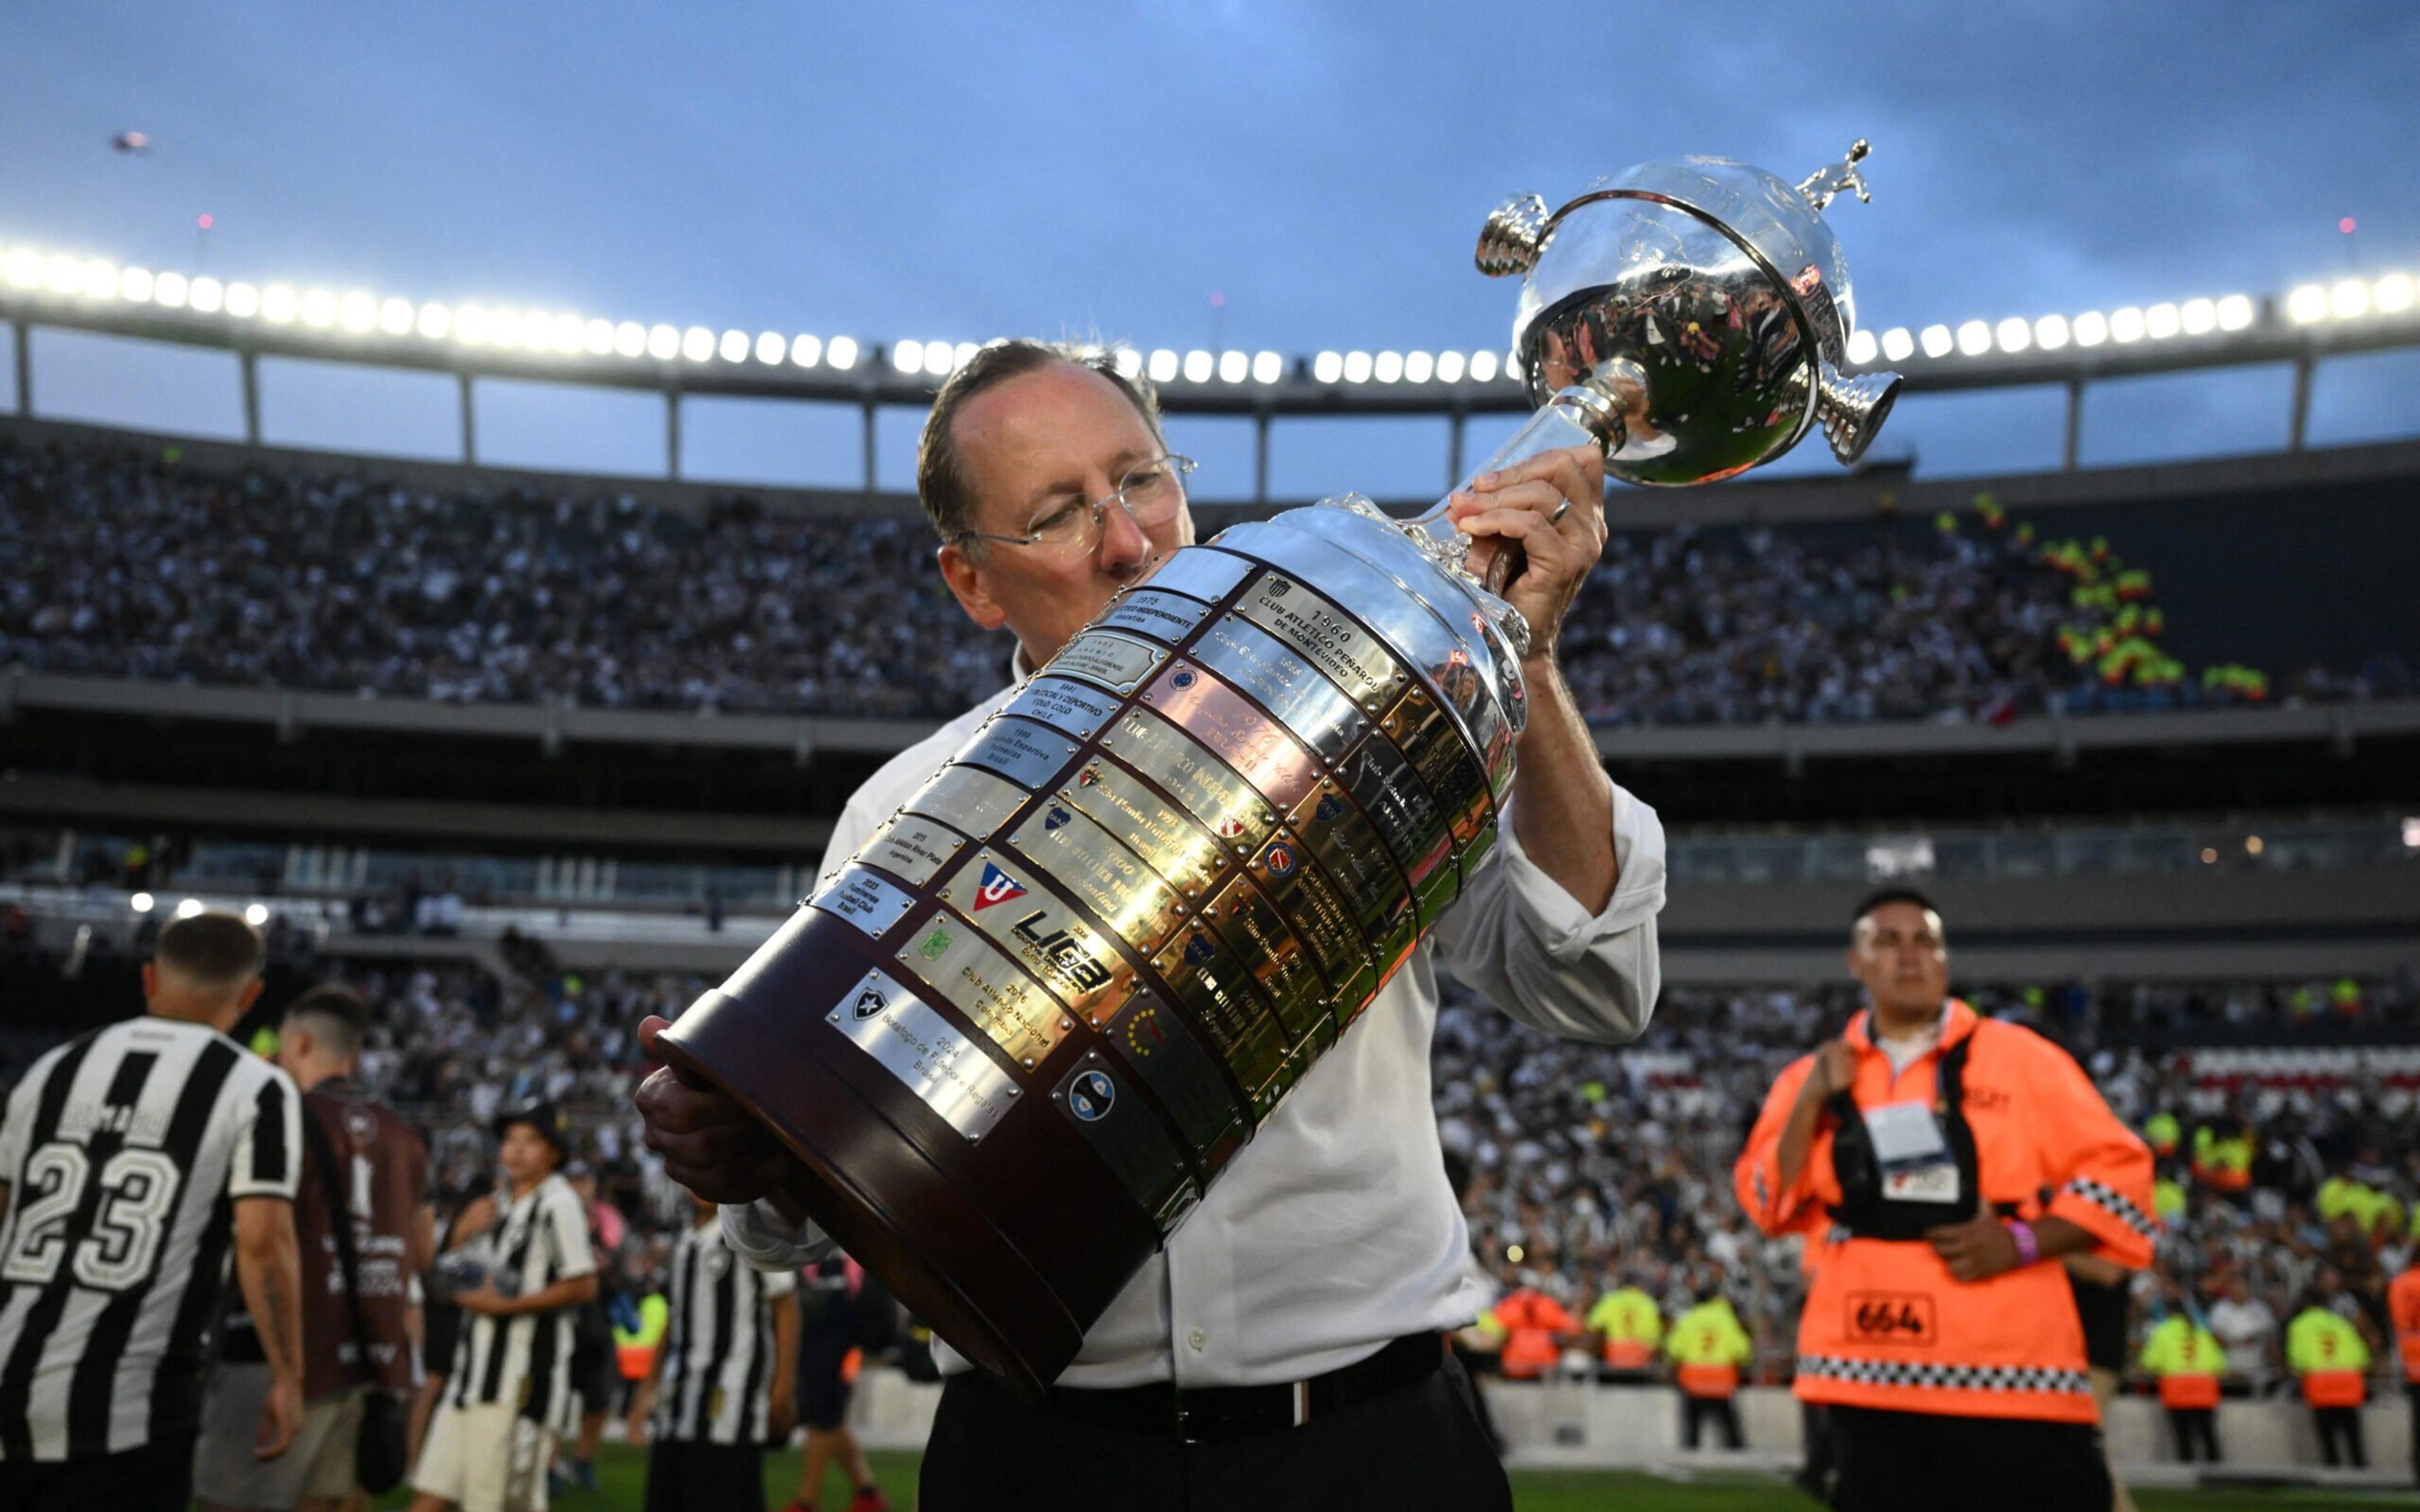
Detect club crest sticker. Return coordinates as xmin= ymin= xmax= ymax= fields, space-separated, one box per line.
xmin=852 ymin=987 xmax=887 ymax=1020
xmin=1262 ymin=842 xmax=1298 ymax=878
xmin=1044 ymin=805 xmax=1073 ymax=832
xmin=972 ymin=861 xmax=1028 ymax=912
xmin=1065 ymin=1068 xmax=1117 ymax=1122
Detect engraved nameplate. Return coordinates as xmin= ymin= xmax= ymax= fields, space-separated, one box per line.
xmin=1101 ymin=588 xmax=1214 ymax=646
xmin=1051 ymin=629 xmax=1168 ymax=696
xmin=1004 ymin=676 xmax=1122 ymax=742
xmin=1238 ymin=571 xmax=1405 ymax=714
xmin=1059 ymin=758 xmax=1226 ymax=898
xmin=1052 ymin=1058 xmax=1192 ymax=1226
xmin=859 ymin=813 xmax=967 ymax=888
xmin=829 ymin=969 xmax=1016 ymax=1142
xmin=1201 ymin=874 xmax=1327 ymax=1040
xmin=1380 ymin=685 xmax=1492 ymax=845
xmin=1246 ymin=833 xmax=1369 ymax=988
xmin=1189 ymin=617 xmax=1368 ymax=760
xmin=1335 ymin=733 xmax=1450 ymax=888
xmin=1141 ymin=663 xmax=1323 ymax=815
xmin=1102 ymin=992 xmax=1246 ymax=1164
xmin=1151 ymin=923 xmax=1286 ymax=1094
xmin=1284 ymin=784 xmax=1405 ymax=936
xmin=940 ymin=851 xmax=1136 ymax=1021
xmin=1008 ymin=799 xmax=1187 ymax=953
xmin=959 ymin=714 xmax=1078 ymax=790
xmin=1143 ymin=547 xmax=1254 ymax=605
xmin=805 ymin=866 xmax=916 ymax=937
xmin=896 ymin=912 xmax=1069 ymax=1068
xmin=1100 ymin=709 xmax=1276 ymax=857
xmin=904 ymin=762 xmax=1031 ymax=835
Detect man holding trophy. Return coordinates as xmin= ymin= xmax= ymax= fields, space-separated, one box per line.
xmin=638 ymin=143 xmax=1900 ymax=1509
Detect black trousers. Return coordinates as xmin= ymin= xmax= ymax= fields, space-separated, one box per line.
xmin=0 ymin=1435 xmax=193 ymax=1512
xmin=2165 ymin=1405 xmax=2220 ymax=1462
xmin=642 ymin=1437 xmax=768 ymax=1512
xmin=921 ymin=1357 xmax=1511 ymax=1512
xmin=1680 ymin=1394 xmax=1743 ymax=1450
xmin=1828 ymin=1404 xmax=2111 ymax=1512
xmin=2409 ymin=1385 xmax=2419 ymax=1487
xmin=2313 ymin=1404 xmax=2367 ymax=1467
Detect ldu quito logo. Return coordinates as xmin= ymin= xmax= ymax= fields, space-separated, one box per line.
xmin=1011 ymin=910 xmax=1114 ymax=994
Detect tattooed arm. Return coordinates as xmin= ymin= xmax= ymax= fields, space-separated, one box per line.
xmin=233 ymin=1195 xmax=304 ymax=1460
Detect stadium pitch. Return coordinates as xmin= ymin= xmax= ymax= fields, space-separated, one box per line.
xmin=360 ymin=1446 xmax=2404 ymax=1509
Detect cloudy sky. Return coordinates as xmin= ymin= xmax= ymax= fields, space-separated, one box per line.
xmin=3 ymin=1 xmax=2414 ymax=498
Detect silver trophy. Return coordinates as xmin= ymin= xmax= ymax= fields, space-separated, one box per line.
xmin=657 ymin=142 xmax=1899 ymax=1394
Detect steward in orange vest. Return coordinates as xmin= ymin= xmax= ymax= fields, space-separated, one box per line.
xmin=1734 ymin=888 xmax=2157 ymax=1511
xmin=2390 ymin=1261 xmax=2420 ymax=1487
xmin=1488 ymin=1284 xmax=1580 ymax=1382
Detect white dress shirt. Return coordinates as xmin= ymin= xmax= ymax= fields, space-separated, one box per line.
xmin=725 ymin=661 xmax=1667 ymax=1389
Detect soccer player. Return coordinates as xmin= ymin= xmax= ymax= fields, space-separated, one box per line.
xmin=628 ymin=1193 xmax=799 ymax=1512
xmin=408 ymin=1104 xmax=596 ymax=1512
xmin=0 ymin=910 xmax=305 ymax=1512
xmin=197 ymin=984 xmax=432 ymax=1512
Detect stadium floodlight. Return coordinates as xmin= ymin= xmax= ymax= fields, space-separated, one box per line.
xmin=1106 ymin=346 xmax=1138 ymax=380
xmin=2286 ymin=284 xmax=2329 ymax=324
xmin=681 ymin=326 xmax=715 ymax=362
xmin=1180 ymin=349 xmax=1212 ymax=383
xmin=2109 ymin=306 xmax=2146 ymax=343
xmin=2216 ymin=293 xmax=2256 ymax=330
xmin=1955 ymin=319 xmax=1991 ymax=357
xmin=584 ymin=318 xmax=615 ymax=355
xmin=550 ymin=314 xmax=584 ymax=354
xmin=1253 ymin=350 xmax=1284 ymax=384
xmin=2144 ymin=302 xmax=2182 ymax=339
xmin=1879 ymin=327 xmax=1914 ymax=362
xmin=3 ymin=248 xmax=38 ymax=289
xmin=790 ymin=333 xmax=821 ymax=367
xmin=1402 ymin=350 xmax=1434 ymax=383
xmin=418 ymin=302 xmax=452 ymax=340
xmin=2179 ymin=297 xmax=2216 ymax=336
xmin=1373 ymin=350 xmax=1403 ymax=383
xmin=1845 ymin=329 xmax=1877 ymax=364
xmin=243 ymin=903 xmax=270 ymax=927
xmin=154 ymin=270 xmax=190 ymax=309
xmin=454 ymin=305 xmax=492 ymax=345
xmin=892 ymin=338 xmax=925 ymax=374
xmin=826 ymin=335 xmax=860 ymax=369
xmin=2377 ymin=274 xmax=2416 ymax=314
xmin=337 ymin=292 xmax=374 ymax=333
xmin=487 ymin=308 xmax=524 ymax=349
xmin=175 ymin=897 xmax=204 ymax=919
xmin=2072 ymin=310 xmax=2108 ymax=346
xmin=1144 ymin=348 xmax=1177 ymax=383
xmin=42 ymin=253 xmax=78 ymax=294
xmin=191 ymin=277 xmax=226 ymax=314
xmin=275 ymin=286 xmax=315 ymax=326
xmin=1468 ymin=350 xmax=1499 ymax=382
xmin=754 ymin=331 xmax=785 ymax=364
xmin=224 ymin=281 xmax=260 ymax=318
xmin=130 ymin=891 xmax=155 ymax=914
xmin=1435 ymin=350 xmax=1466 ymax=382
xmin=954 ymin=341 xmax=978 ymax=369
xmin=717 ymin=328 xmax=749 ymax=362
xmin=1994 ymin=317 xmax=2030 ymax=354
xmin=1919 ymin=324 xmax=1953 ymax=358
xmin=1218 ymin=349 xmax=1248 ymax=383
xmin=2330 ymin=278 xmax=2370 ymax=319
xmin=79 ymin=258 xmax=117 ymax=299
xmin=923 ymin=341 xmax=955 ymax=377
xmin=646 ymin=323 xmax=679 ymax=360
xmin=613 ymin=321 xmax=647 ymax=357
xmin=381 ymin=299 xmax=415 ymax=336
xmin=118 ymin=266 xmax=154 ymax=303
xmin=1313 ymin=350 xmax=1343 ymax=383
xmin=2034 ymin=314 xmax=2070 ymax=351
xmin=1342 ymin=350 xmax=1373 ymax=382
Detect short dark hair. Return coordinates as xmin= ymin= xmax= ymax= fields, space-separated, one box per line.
xmin=283 ymin=983 xmax=368 ymax=1058
xmin=154 ymin=911 xmax=265 ymax=992
xmin=914 ymin=340 xmax=1166 ymax=546
xmin=1852 ymin=885 xmax=1940 ymax=929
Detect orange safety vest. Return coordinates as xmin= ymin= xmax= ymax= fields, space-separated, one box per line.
xmin=2303 ymin=1370 xmax=2365 ymax=1407
xmin=1734 ymin=1002 xmax=2158 ymax=1426
xmin=1603 ymin=1339 xmax=1654 ymax=1370
xmin=1677 ymin=1364 xmax=1741 ymax=1399
xmin=2157 ymin=1373 xmax=2220 ymax=1409
xmin=2390 ymin=1268 xmax=2420 ymax=1384
xmin=1493 ymin=1290 xmax=1577 ymax=1380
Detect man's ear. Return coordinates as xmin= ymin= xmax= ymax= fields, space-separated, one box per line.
xmin=238 ymin=978 xmax=266 ymax=1014
xmin=142 ymin=962 xmax=158 ymax=1002
xmin=937 ymin=542 xmax=1010 ymax=631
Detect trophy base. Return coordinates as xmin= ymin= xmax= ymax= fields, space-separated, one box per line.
xmin=655 ymin=987 xmax=1095 ymax=1401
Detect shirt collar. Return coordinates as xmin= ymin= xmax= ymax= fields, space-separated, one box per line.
xmin=1846 ymin=997 xmax=1975 ymax=1055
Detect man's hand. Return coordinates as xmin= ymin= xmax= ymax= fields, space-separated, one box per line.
xmin=1444 ymin=442 xmax=1608 ymax=656
xmin=1797 ymin=1041 xmax=1859 ymax=1108
xmin=454 ymin=1281 xmax=514 ymax=1317
xmin=1925 ymin=1213 xmax=2022 ymax=1283
xmin=768 ymin=1385 xmax=797 ymax=1441
xmin=253 ymin=1373 xmax=302 ymax=1460
xmin=635 ymin=1016 xmax=798 ymax=1205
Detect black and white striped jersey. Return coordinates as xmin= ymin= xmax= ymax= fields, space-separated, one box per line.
xmin=0 ymin=1016 xmax=301 ymax=1460
xmin=444 ymin=1172 xmax=593 ymax=1427
xmin=652 ymin=1218 xmax=796 ymax=1446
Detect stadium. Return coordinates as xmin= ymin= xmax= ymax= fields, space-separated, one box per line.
xmin=4 ymin=12 xmax=2419 ymax=1512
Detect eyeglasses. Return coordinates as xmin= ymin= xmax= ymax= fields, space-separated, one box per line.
xmin=956 ymin=454 xmax=1195 ymax=558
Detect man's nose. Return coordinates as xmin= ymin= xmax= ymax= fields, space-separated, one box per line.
xmin=1097 ymin=499 xmax=1153 ymax=580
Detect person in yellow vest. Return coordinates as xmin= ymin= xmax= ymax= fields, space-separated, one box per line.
xmin=1665 ymin=1285 xmax=1753 ymax=1451
xmin=2143 ymin=1111 xmax=2181 ymax=1163
xmin=1585 ymin=1275 xmax=1664 ymax=1381
xmin=2191 ymin=1117 xmax=2253 ymax=1204
xmin=2286 ymin=1277 xmax=2370 ymax=1469
xmin=615 ymin=1291 xmax=671 ymax=1389
xmin=2389 ymin=1258 xmax=2420 ymax=1488
xmin=2137 ymin=1286 xmax=2224 ymax=1463
xmin=1489 ymin=1276 xmax=1582 ymax=1383
xmin=2151 ymin=1165 xmax=2188 ymax=1225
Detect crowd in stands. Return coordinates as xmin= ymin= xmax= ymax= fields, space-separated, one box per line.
xmin=4 ymin=437 xmax=2406 ymax=727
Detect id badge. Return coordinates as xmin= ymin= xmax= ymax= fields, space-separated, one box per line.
xmin=1862 ymin=1101 xmax=1961 ymax=1204
xmin=1882 ymin=1162 xmax=1962 ymax=1203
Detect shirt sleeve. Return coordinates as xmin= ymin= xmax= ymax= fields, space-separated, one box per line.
xmin=1429 ymin=774 xmax=1666 ymax=1046
xmin=2027 ymin=1036 xmax=2158 ymax=1269
xmin=720 ymin=1200 xmax=836 ymax=1273
xmin=547 ymin=1188 xmax=597 ymax=1281
xmin=1732 ymin=1053 xmax=1824 ymax=1237
xmin=0 ymin=1054 xmax=47 ymax=1181
xmin=228 ymin=1067 xmax=303 ymax=1201
xmin=758 ymin=1260 xmax=798 ymax=1298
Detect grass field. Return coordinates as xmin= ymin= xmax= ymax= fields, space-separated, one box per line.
xmin=367 ymin=1442 xmax=2406 ymax=1509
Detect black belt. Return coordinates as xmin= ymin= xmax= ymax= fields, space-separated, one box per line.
xmin=1043 ymin=1331 xmax=1446 ymax=1445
